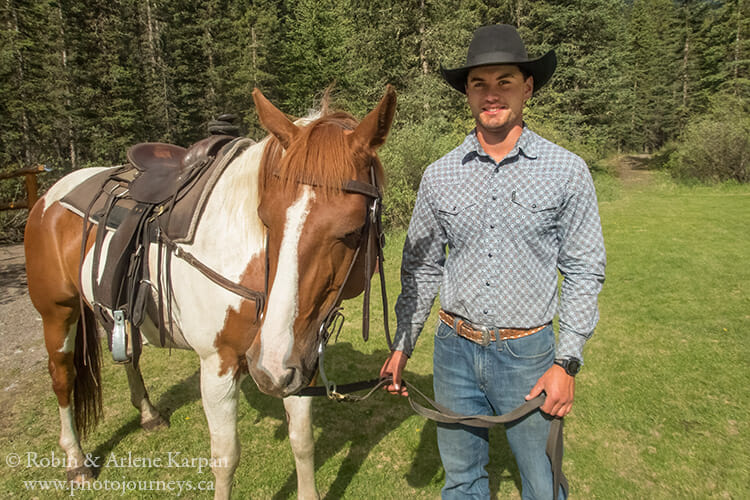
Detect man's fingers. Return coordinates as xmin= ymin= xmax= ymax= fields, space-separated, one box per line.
xmin=525 ymin=381 xmax=543 ymax=401
xmin=380 ymin=350 xmax=409 ymax=397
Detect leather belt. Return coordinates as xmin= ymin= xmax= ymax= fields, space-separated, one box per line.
xmin=439 ymin=309 xmax=548 ymax=347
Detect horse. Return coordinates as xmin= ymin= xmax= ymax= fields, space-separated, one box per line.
xmin=23 ymin=86 xmax=396 ymax=499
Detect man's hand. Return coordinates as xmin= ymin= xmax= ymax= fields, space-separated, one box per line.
xmin=525 ymin=364 xmax=575 ymax=417
xmin=380 ymin=350 xmax=409 ymax=396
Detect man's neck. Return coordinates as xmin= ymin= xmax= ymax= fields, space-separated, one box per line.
xmin=476 ymin=124 xmax=524 ymax=163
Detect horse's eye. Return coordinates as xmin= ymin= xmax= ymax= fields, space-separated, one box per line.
xmin=340 ymin=225 xmax=364 ymax=244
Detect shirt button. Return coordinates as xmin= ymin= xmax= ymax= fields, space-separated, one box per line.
xmin=490 ymin=224 xmax=495 ymax=229
xmin=486 ymin=282 xmax=491 ymax=286
xmin=492 ymin=195 xmax=497 ymax=200
xmin=488 ymin=253 xmax=492 ymax=258
xmin=483 ymin=310 xmax=488 ymax=314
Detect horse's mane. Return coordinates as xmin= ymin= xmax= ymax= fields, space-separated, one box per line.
xmin=259 ymin=111 xmax=385 ymax=199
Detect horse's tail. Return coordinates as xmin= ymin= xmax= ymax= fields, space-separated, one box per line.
xmin=73 ymin=305 xmax=103 ymax=437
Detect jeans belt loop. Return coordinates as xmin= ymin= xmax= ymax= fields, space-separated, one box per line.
xmin=452 ymin=317 xmax=461 ymax=333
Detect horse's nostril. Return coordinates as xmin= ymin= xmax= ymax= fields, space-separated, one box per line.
xmin=281 ymin=368 xmax=296 ymax=388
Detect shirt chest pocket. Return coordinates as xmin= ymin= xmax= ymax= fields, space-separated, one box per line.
xmin=507 ymin=190 xmax=561 ymax=237
xmin=435 ymin=195 xmax=477 ymax=246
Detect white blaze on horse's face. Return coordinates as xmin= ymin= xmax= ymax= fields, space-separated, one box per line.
xmin=247 ymin=86 xmax=396 ymax=398
xmin=256 ymin=186 xmax=315 ymax=393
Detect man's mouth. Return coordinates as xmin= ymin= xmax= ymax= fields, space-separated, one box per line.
xmin=482 ymin=106 xmax=507 ymax=115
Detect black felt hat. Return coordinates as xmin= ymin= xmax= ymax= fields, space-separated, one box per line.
xmin=441 ymin=24 xmax=557 ymax=94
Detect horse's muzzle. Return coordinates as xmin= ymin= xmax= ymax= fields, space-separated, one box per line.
xmin=247 ymin=356 xmax=310 ymax=398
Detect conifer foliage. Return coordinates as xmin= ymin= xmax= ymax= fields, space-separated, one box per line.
xmin=0 ymin=0 xmax=747 ymax=231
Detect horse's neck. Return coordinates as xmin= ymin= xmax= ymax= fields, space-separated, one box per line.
xmin=187 ymin=140 xmax=267 ymax=281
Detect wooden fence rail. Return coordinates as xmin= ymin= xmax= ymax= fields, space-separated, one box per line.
xmin=0 ymin=165 xmax=48 ymax=211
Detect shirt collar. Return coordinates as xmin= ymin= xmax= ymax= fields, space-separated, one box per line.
xmin=461 ymin=126 xmax=539 ymax=165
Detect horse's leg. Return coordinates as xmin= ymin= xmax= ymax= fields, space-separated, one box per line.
xmin=200 ymin=355 xmax=241 ymax=500
xmin=26 ymin=202 xmax=103 ymax=484
xmin=42 ymin=308 xmax=94 ymax=483
xmin=123 ymin=361 xmax=168 ymax=431
xmin=283 ymin=395 xmax=319 ymax=500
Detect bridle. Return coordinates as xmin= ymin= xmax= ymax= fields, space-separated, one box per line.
xmin=282 ymin=159 xmax=392 ymax=399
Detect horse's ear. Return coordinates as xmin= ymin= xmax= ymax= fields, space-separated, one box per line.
xmin=348 ymin=85 xmax=396 ymax=154
xmin=252 ymin=88 xmax=299 ymax=149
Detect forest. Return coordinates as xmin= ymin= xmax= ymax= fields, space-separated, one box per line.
xmin=1 ymin=0 xmax=748 ymax=235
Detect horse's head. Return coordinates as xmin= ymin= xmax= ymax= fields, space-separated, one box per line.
xmin=247 ymin=86 xmax=396 ymax=397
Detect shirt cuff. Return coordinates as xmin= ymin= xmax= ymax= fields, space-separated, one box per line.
xmin=392 ymin=324 xmax=420 ymax=357
xmin=555 ymin=330 xmax=589 ymax=363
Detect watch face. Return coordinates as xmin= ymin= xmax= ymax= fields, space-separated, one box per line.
xmin=567 ymin=359 xmax=581 ymax=375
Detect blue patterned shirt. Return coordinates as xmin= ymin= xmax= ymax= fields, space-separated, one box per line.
xmin=393 ymin=127 xmax=606 ymax=362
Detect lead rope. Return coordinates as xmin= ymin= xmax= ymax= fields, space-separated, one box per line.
xmin=402 ymin=380 xmax=568 ymax=500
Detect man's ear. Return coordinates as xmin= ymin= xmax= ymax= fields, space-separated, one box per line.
xmin=524 ymin=75 xmax=534 ymax=101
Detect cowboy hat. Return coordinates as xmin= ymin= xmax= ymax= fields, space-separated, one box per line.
xmin=441 ymin=24 xmax=557 ymax=94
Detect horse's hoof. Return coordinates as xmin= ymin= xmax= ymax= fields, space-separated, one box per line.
xmin=67 ymin=466 xmax=93 ymax=484
xmin=142 ymin=415 xmax=169 ymax=432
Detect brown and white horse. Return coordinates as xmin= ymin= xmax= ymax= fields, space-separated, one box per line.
xmin=23 ymin=86 xmax=396 ymax=499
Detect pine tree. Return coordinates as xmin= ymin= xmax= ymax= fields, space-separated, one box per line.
xmin=277 ymin=0 xmax=355 ymax=114
xmin=625 ymin=0 xmax=681 ymax=152
xmin=0 ymin=0 xmax=75 ymax=169
xmin=225 ymin=0 xmax=281 ymax=138
xmin=519 ymin=0 xmax=630 ymax=155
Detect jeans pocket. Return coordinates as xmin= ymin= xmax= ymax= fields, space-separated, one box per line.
xmin=435 ymin=320 xmax=457 ymax=340
xmin=504 ymin=325 xmax=554 ymax=359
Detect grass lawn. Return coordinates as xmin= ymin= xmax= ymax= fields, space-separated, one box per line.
xmin=0 ymin=172 xmax=747 ymax=498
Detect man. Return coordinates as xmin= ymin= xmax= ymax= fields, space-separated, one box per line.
xmin=380 ymin=24 xmax=606 ymax=499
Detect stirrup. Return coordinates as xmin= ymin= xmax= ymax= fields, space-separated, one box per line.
xmin=112 ymin=310 xmax=132 ymax=363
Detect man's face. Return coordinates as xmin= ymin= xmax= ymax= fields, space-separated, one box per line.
xmin=465 ymin=65 xmax=533 ymax=139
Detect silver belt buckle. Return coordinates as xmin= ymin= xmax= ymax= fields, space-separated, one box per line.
xmin=475 ymin=324 xmax=493 ymax=347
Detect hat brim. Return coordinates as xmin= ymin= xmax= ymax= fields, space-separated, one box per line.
xmin=441 ymin=50 xmax=557 ymax=94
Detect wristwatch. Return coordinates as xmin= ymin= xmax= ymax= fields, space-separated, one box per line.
xmin=554 ymin=357 xmax=582 ymax=377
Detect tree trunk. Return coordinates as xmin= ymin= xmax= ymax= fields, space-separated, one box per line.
xmin=251 ymin=26 xmax=258 ymax=88
xmin=734 ymin=0 xmax=742 ymax=96
xmin=515 ymin=0 xmax=524 ymax=28
xmin=144 ymin=0 xmax=172 ymax=139
xmin=56 ymin=3 xmax=77 ymax=170
xmin=418 ymin=0 xmax=429 ymax=113
xmin=682 ymin=4 xmax=690 ymax=109
xmin=7 ymin=0 xmax=31 ymax=165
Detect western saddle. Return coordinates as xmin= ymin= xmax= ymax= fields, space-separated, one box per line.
xmin=63 ymin=117 xmax=254 ymax=364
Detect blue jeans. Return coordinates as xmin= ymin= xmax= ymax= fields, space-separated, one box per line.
xmin=433 ymin=321 xmax=566 ymax=500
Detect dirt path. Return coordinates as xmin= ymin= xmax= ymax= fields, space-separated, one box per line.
xmin=0 ymin=244 xmax=48 ymax=426
xmin=615 ymin=154 xmax=655 ymax=188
